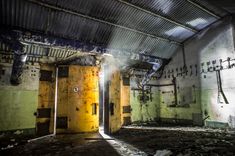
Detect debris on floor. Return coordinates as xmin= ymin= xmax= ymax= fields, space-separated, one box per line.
xmin=13 ymin=130 xmax=23 ymax=135
xmin=1 ymin=143 xmax=18 ymax=151
xmin=154 ymin=150 xmax=172 ymax=156
xmin=1 ymin=126 xmax=235 ymax=156
xmin=113 ymin=126 xmax=235 ymax=156
xmin=0 ymin=133 xmax=5 ymax=138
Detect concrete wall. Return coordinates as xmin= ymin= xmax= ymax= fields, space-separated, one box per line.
xmin=0 ymin=62 xmax=39 ymax=133
xmin=182 ymin=17 xmax=235 ymax=128
xmin=130 ymin=77 xmax=200 ymax=125
xmin=130 ymin=17 xmax=235 ymax=128
xmin=196 ymin=18 xmax=235 ymax=128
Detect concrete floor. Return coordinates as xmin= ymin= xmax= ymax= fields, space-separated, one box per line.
xmin=1 ymin=126 xmax=235 ymax=156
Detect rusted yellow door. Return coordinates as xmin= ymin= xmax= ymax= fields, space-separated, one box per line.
xmin=67 ymin=66 xmax=99 ymax=132
xmin=108 ymin=70 xmax=122 ymax=133
xmin=37 ymin=64 xmax=55 ymax=136
xmin=121 ymin=77 xmax=131 ymax=126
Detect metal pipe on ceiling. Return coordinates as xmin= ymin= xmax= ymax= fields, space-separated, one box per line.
xmin=117 ymin=0 xmax=198 ymax=33
xmin=186 ymin=0 xmax=220 ymax=19
xmin=26 ymin=0 xmax=182 ymax=46
xmin=10 ymin=50 xmax=28 ymax=85
xmin=0 ymin=33 xmax=27 ymax=85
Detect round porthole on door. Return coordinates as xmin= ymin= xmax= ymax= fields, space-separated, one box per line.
xmin=73 ymin=87 xmax=79 ymax=92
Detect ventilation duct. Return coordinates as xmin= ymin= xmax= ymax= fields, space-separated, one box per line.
xmin=0 ymin=32 xmax=27 ymax=85
xmin=141 ymin=62 xmax=161 ymax=86
xmin=10 ymin=49 xmax=27 ymax=85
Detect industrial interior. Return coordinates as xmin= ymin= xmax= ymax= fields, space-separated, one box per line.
xmin=1 ymin=0 xmax=235 ymax=155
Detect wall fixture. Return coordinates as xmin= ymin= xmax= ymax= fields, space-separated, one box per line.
xmin=216 ymin=70 xmax=229 ymax=104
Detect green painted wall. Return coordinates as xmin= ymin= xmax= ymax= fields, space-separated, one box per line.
xmin=131 ymin=90 xmax=160 ymax=122
xmin=0 ymin=63 xmax=39 ymax=132
xmin=0 ymin=90 xmax=38 ymax=131
xmin=160 ymin=89 xmax=201 ymax=120
xmin=130 ymin=88 xmax=201 ymax=124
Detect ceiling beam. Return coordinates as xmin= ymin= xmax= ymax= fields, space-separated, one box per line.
xmin=26 ymin=0 xmax=182 ymax=46
xmin=186 ymin=0 xmax=221 ymax=19
xmin=117 ymin=0 xmax=198 ymax=33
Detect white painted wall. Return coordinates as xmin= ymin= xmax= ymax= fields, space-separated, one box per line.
xmin=159 ymin=17 xmax=235 ymax=128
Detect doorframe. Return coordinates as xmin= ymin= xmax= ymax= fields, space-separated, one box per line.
xmin=103 ymin=65 xmax=110 ymax=134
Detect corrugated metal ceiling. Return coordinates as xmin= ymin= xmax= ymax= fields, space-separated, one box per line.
xmin=194 ymin=0 xmax=235 ymax=14
xmin=0 ymin=0 xmax=228 ymax=59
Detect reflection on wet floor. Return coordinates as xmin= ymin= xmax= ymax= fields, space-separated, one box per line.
xmin=99 ymin=128 xmax=147 ymax=156
xmin=1 ymin=126 xmax=235 ymax=156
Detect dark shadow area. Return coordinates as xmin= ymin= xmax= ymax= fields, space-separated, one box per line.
xmin=0 ymin=133 xmax=120 ymax=156
xmin=112 ymin=127 xmax=235 ymax=156
xmin=0 ymin=132 xmax=35 ymax=152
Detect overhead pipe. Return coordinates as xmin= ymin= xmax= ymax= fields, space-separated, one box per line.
xmin=51 ymin=52 xmax=98 ymax=65
xmin=140 ymin=62 xmax=161 ymax=86
xmin=0 ymin=32 xmax=27 ymax=85
xmin=10 ymin=50 xmax=27 ymax=85
xmin=1 ymin=29 xmax=169 ymax=65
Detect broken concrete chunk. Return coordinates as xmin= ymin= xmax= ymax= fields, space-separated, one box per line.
xmin=10 ymin=139 xmax=15 ymax=142
xmin=14 ymin=130 xmax=23 ymax=135
xmin=0 ymin=133 xmax=5 ymax=138
xmin=154 ymin=150 xmax=172 ymax=156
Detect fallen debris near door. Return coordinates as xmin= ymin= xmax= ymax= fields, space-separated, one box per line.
xmin=0 ymin=133 xmax=5 ymax=138
xmin=1 ymin=143 xmax=18 ymax=151
xmin=154 ymin=150 xmax=172 ymax=156
xmin=13 ymin=130 xmax=23 ymax=135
